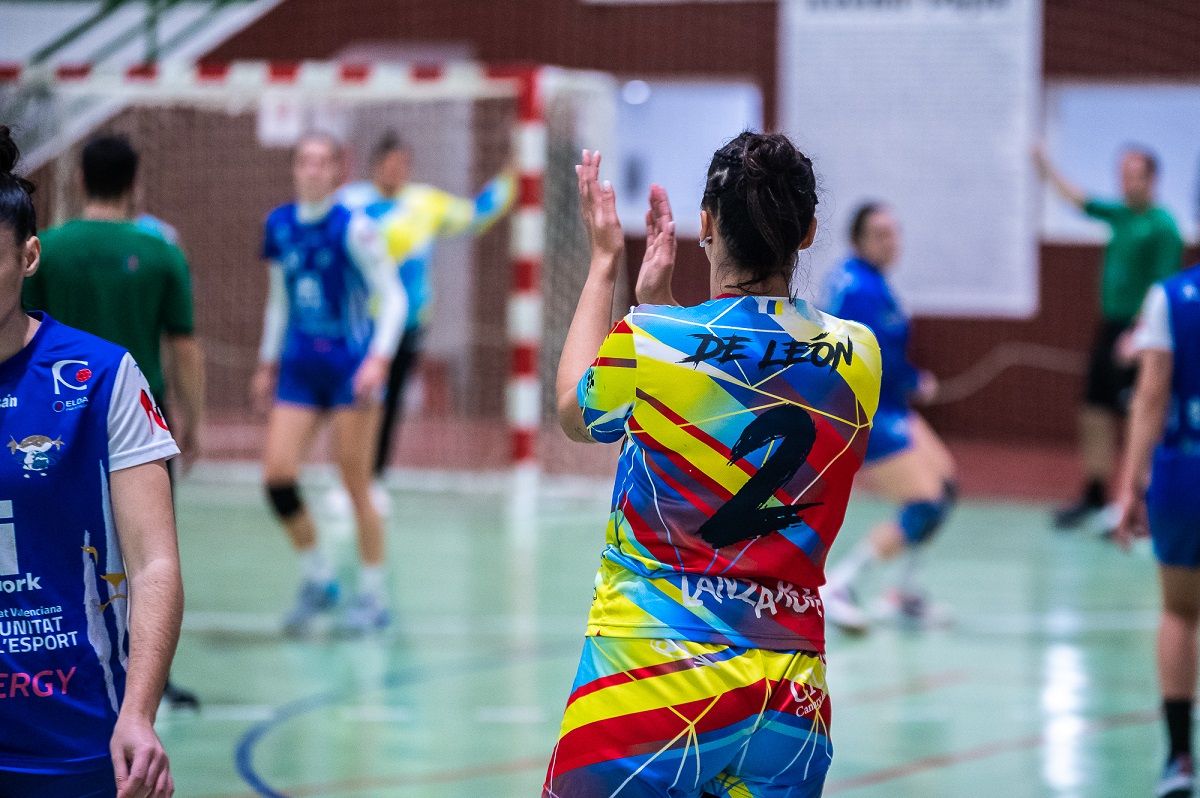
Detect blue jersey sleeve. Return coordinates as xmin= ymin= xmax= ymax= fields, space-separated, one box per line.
xmin=826 ymin=267 xmax=919 ymax=400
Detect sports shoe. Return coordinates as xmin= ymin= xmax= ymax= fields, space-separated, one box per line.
xmin=336 ymin=592 xmax=392 ymax=636
xmin=823 ymin=584 xmax=870 ymax=634
xmin=1157 ymin=754 xmax=1194 ymax=798
xmin=1052 ymin=498 xmax=1100 ymax=530
xmin=282 ymin=580 xmax=339 ymax=637
xmin=877 ymin=589 xmax=953 ymax=630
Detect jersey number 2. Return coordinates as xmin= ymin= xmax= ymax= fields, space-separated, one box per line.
xmin=698 ymin=405 xmax=819 ymax=549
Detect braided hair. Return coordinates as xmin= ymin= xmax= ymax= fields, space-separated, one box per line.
xmin=702 ymin=131 xmax=818 ymax=293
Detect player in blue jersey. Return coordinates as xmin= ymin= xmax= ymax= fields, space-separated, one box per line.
xmin=252 ymin=133 xmax=406 ymax=636
xmin=1117 ymin=264 xmax=1200 ymax=798
xmin=819 ymin=203 xmax=957 ymax=632
xmin=338 ymin=132 xmax=513 ymax=492
xmin=0 ymin=127 xmax=180 ymax=797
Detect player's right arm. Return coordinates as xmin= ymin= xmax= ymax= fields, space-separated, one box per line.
xmin=252 ymin=261 xmax=286 ymax=414
xmin=1033 ymin=144 xmax=1086 ymax=209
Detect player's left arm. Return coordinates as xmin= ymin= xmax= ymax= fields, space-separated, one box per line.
xmin=347 ymin=214 xmax=407 ymax=399
xmin=106 ymin=355 xmax=181 ymax=798
xmin=1116 ymin=286 xmax=1173 ymax=550
xmin=161 ymin=245 xmax=204 ymax=469
xmin=436 ymin=171 xmax=517 ymax=238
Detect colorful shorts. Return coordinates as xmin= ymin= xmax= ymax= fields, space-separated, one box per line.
xmin=543 ymin=637 xmax=831 ymax=798
xmin=1149 ymin=448 xmax=1200 ymax=568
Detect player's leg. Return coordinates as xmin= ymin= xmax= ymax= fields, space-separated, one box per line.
xmin=825 ymin=413 xmax=956 ymax=631
xmin=704 ymin=650 xmax=832 ymax=798
xmin=544 ymin=637 xmax=762 ymax=798
xmin=373 ymin=328 xmax=422 ymax=479
xmin=263 ymin=402 xmax=330 ymax=635
xmin=1157 ymin=565 xmax=1200 ymax=798
xmin=331 ymin=402 xmax=389 ymax=633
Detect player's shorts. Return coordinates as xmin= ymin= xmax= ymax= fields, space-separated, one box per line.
xmin=543 ymin=636 xmax=831 ymax=798
xmin=1148 ymin=448 xmax=1200 ymax=568
xmin=1084 ymin=319 xmax=1136 ymax=414
xmin=865 ymin=407 xmax=913 ymax=463
xmin=0 ymin=759 xmax=116 ymax=797
xmin=277 ymin=342 xmax=365 ymax=410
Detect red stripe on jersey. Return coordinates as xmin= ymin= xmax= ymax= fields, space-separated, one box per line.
xmin=631 ymin=422 xmax=733 ymax=503
xmin=593 ymin=357 xmax=635 ymax=369
xmin=567 ymin=655 xmax=700 ymax=705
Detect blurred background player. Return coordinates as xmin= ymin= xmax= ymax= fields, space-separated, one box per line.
xmin=545 ymin=138 xmax=881 ymax=796
xmin=335 ymin=132 xmax=513 ymax=505
xmin=1035 ymin=145 xmax=1183 ymax=532
xmin=1117 ymin=261 xmax=1200 ymax=798
xmin=1 ymin=126 xmax=180 ymax=798
xmin=22 ymin=133 xmax=204 ymax=710
xmin=820 ymin=203 xmax=957 ymax=633
xmin=252 ymin=132 xmax=406 ymax=636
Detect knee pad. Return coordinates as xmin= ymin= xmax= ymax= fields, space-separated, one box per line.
xmin=899 ymin=481 xmax=957 ymax=545
xmin=266 ymin=482 xmax=304 ymax=520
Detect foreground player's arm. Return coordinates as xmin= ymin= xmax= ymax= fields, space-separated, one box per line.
xmin=107 ymin=356 xmax=182 ymax=798
xmin=161 ymin=246 xmax=204 ymax=467
xmin=1116 ymin=286 xmax=1174 ymax=549
xmin=1033 ymin=145 xmax=1086 ymax=209
xmin=348 ymin=214 xmax=407 ymax=398
xmin=557 ymin=151 xmax=625 ymax=442
xmin=635 ymin=184 xmax=679 ymax=306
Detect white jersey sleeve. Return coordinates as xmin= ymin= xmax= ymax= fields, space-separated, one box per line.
xmin=108 ymin=353 xmax=180 ymax=472
xmin=258 ymin=262 xmax=287 ymax=364
xmin=1132 ymin=283 xmax=1173 ymax=353
xmin=346 ymin=212 xmax=407 ymax=359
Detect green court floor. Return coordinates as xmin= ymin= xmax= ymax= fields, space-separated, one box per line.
xmin=162 ymin=465 xmax=1167 ymax=797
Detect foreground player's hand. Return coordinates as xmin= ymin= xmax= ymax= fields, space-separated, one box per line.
xmin=353 ymin=355 xmax=389 ymax=402
xmin=111 ymin=714 xmax=173 ymax=798
xmin=636 ymin=184 xmax=677 ymax=305
xmin=576 ymin=149 xmax=623 ymax=265
xmin=914 ymin=370 xmax=940 ymax=405
xmin=251 ymin=363 xmax=276 ymax=416
xmin=1114 ymin=491 xmax=1149 ymax=552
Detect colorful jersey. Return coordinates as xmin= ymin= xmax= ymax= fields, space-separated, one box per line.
xmin=821 ymin=256 xmax=917 ymax=416
xmin=0 ymin=314 xmax=178 ymax=774
xmin=1084 ymin=198 xmax=1182 ymax=323
xmin=262 ymin=203 xmax=378 ymax=360
xmin=344 ymin=177 xmax=513 ymax=331
xmin=23 ymin=220 xmax=194 ymax=402
xmin=1134 ymin=265 xmax=1200 ymax=453
xmin=578 ymin=297 xmax=881 ymax=652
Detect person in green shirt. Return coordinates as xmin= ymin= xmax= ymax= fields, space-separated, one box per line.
xmin=1036 ymin=144 xmax=1183 ymax=529
xmin=21 ymin=134 xmax=205 ymax=711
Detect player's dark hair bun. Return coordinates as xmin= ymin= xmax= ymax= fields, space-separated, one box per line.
xmin=703 ymin=131 xmax=818 ymax=293
xmin=0 ymin=125 xmax=38 ymax=242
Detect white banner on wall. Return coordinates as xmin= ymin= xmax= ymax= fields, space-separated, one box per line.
xmin=780 ymin=0 xmax=1042 ymax=318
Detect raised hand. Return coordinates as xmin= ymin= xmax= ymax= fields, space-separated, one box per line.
xmin=636 ymin=183 xmax=678 ymax=305
xmin=575 ymin=150 xmax=623 ymax=263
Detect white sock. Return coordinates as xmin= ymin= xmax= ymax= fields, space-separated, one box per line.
xmin=299 ymin=547 xmax=333 ymax=585
xmin=827 ymin=538 xmax=876 ymax=589
xmin=897 ymin=546 xmax=924 ymax=596
xmin=359 ymin=565 xmax=387 ymax=599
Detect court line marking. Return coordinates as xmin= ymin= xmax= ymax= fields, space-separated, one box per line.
xmin=217 ymin=667 xmax=968 ymax=797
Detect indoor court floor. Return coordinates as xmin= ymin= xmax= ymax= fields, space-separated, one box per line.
xmin=163 ymin=464 xmax=1165 ymax=797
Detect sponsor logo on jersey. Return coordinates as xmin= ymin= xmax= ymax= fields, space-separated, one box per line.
xmin=138 ymin=390 xmax=169 ymax=432
xmin=52 ymin=397 xmax=89 ymax=413
xmin=0 ymin=395 xmax=16 ymax=409
xmin=0 ymin=573 xmax=42 ymax=593
xmin=51 ymin=360 xmax=90 ymax=395
xmin=7 ymin=435 xmax=65 ymax=478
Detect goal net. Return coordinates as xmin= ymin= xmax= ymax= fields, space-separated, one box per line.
xmin=4 ymin=61 xmax=622 ymax=478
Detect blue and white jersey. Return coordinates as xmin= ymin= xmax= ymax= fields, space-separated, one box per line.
xmin=820 ymin=256 xmax=919 ymax=415
xmin=259 ymin=202 xmax=404 ymax=365
xmin=0 ymin=314 xmax=177 ymax=774
xmin=1134 ymin=265 xmax=1200 ymax=453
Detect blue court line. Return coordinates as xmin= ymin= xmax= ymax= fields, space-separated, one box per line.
xmin=234 ymin=641 xmax=576 ymax=798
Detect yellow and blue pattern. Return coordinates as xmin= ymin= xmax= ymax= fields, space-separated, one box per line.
xmin=578 ymin=295 xmax=881 ymax=653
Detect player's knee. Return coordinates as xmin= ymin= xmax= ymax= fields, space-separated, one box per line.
xmin=266 ymin=481 xmax=304 ymax=520
xmin=899 ymin=481 xmax=957 ymax=545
